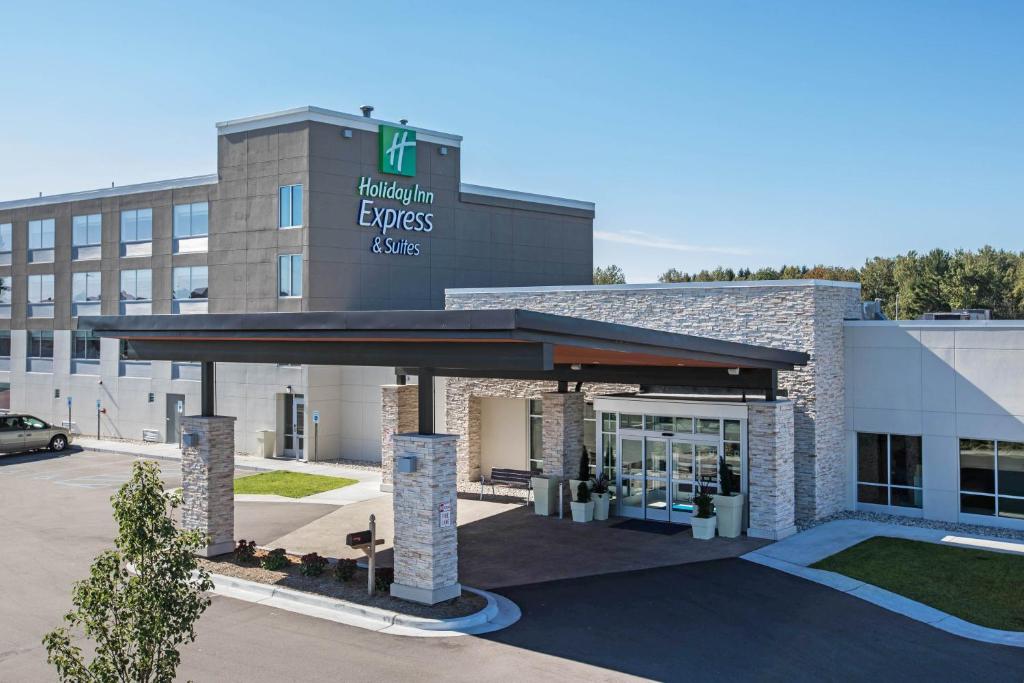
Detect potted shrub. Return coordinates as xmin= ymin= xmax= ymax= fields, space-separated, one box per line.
xmin=570 ymin=481 xmax=594 ymax=522
xmin=712 ymin=455 xmax=745 ymax=538
xmin=690 ymin=476 xmax=717 ymax=540
xmin=591 ymin=470 xmax=611 ymax=521
xmin=569 ymin=447 xmax=593 ymax=501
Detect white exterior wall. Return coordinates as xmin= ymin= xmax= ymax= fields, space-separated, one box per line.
xmin=844 ymin=321 xmax=1024 ymax=530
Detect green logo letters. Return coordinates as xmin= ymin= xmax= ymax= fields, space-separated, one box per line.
xmin=379 ymin=124 xmax=417 ymax=177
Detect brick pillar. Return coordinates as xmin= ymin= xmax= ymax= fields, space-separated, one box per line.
xmin=747 ymin=401 xmax=797 ymax=540
xmin=541 ymin=391 xmax=585 ymax=478
xmin=390 ymin=433 xmax=461 ymax=605
xmin=380 ymin=384 xmax=418 ymax=492
xmin=180 ymin=415 xmax=236 ymax=557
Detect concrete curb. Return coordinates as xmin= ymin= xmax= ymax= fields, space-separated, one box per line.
xmin=207 ymin=571 xmax=520 ymax=638
xmin=742 ymin=551 xmax=1024 ymax=648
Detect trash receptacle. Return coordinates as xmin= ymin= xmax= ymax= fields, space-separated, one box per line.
xmin=255 ymin=429 xmax=275 ymax=458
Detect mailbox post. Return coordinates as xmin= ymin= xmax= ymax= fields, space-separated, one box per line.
xmin=345 ymin=515 xmax=384 ymax=597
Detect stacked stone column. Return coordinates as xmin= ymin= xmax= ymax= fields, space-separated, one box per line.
xmin=380 ymin=384 xmax=419 ymax=491
xmin=541 ymin=391 xmax=585 ymax=478
xmin=747 ymin=401 xmax=797 ymax=540
xmin=390 ymin=433 xmax=461 ymax=605
xmin=180 ymin=415 xmax=236 ymax=557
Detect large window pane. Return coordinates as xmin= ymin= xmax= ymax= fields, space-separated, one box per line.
xmin=857 ymin=484 xmax=888 ymax=505
xmin=960 ymin=439 xmax=995 ymax=494
xmin=190 ymin=266 xmax=208 ymax=298
xmin=890 ymin=435 xmax=922 ymax=487
xmin=41 ymin=218 xmax=55 ymax=248
xmin=191 ymin=202 xmax=208 ymax=235
xmin=291 ymin=185 xmax=302 ymax=226
xmin=136 ymin=209 xmax=152 ymax=241
xmin=621 ymin=438 xmax=643 ymax=476
xmin=0 ymin=224 xmax=10 ymax=252
xmin=619 ymin=413 xmax=642 ymax=430
xmin=645 ymin=439 xmax=667 ymax=477
xmin=280 ymin=186 xmax=291 ymax=228
xmin=73 ymin=331 xmax=101 ymax=360
xmin=644 ymin=415 xmax=673 ymax=432
xmin=723 ymin=442 xmax=741 ymax=492
xmin=960 ymin=493 xmax=995 ymax=516
xmin=998 ymin=497 xmax=1024 ymax=520
xmin=998 ymin=441 xmax=1024 ymax=498
xmin=673 ymin=417 xmax=693 ymax=433
xmin=724 ymin=419 xmax=742 ymax=442
xmin=120 ymin=269 xmax=152 ymax=301
xmin=890 ymin=487 xmax=922 ymax=509
xmin=173 ymin=204 xmax=191 ymax=238
xmin=857 ymin=433 xmax=888 ymax=484
xmin=697 ymin=419 xmax=720 ymax=436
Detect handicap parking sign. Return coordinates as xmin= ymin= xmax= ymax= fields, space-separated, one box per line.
xmin=312 ymin=411 xmax=320 ymax=424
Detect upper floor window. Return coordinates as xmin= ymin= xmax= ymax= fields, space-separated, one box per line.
xmin=173 ymin=266 xmax=208 ymax=300
xmin=27 ymin=274 xmax=55 ymax=304
xmin=857 ymin=432 xmax=923 ymax=509
xmin=121 ymin=208 xmax=153 ymax=243
xmin=72 ymin=271 xmax=102 ymax=303
xmin=27 ymin=330 xmax=54 ymax=359
xmin=173 ymin=202 xmax=208 ymax=238
xmin=0 ymin=276 xmax=10 ymax=305
xmin=0 ymin=223 xmax=11 ymax=254
xmin=72 ymin=214 xmax=102 ymax=247
xmin=278 ymin=254 xmax=302 ymax=297
xmin=120 ymin=269 xmax=152 ymax=301
xmin=279 ymin=184 xmax=303 ymax=228
xmin=28 ymin=218 xmax=55 ymax=250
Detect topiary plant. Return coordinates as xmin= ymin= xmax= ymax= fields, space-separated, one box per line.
xmin=718 ymin=455 xmax=734 ymax=497
xmin=576 ymin=480 xmax=591 ymax=504
xmin=578 ymin=447 xmax=590 ymax=481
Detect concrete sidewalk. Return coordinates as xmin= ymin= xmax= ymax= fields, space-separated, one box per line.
xmin=74 ymin=436 xmax=386 ymax=506
xmin=743 ymin=519 xmax=1024 ymax=647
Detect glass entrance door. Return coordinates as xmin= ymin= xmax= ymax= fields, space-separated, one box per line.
xmin=645 ymin=438 xmax=669 ymax=520
xmin=670 ymin=440 xmax=720 ymax=523
xmin=617 ymin=434 xmax=721 ymax=523
xmin=619 ymin=436 xmax=644 ymax=519
xmin=284 ymin=394 xmax=305 ymax=459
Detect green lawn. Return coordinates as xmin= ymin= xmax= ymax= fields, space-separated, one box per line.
xmin=812 ymin=536 xmax=1024 ymax=631
xmin=234 ymin=471 xmax=358 ymax=498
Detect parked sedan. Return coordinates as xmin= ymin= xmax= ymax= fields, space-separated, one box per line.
xmin=0 ymin=414 xmax=73 ymax=454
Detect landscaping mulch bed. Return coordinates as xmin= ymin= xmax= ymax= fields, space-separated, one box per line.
xmin=199 ymin=549 xmax=486 ymax=620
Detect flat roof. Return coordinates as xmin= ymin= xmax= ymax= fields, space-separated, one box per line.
xmin=78 ymin=309 xmax=808 ymax=377
xmin=0 ymin=174 xmax=218 ymax=211
xmin=447 ymin=279 xmax=861 ymax=295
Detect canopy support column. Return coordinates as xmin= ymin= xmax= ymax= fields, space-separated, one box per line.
xmin=418 ymin=370 xmax=434 ymax=435
xmin=201 ymin=361 xmax=215 ymax=417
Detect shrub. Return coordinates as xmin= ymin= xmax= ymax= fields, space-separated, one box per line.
xmin=576 ymin=481 xmax=591 ymax=503
xmin=592 ymin=470 xmax=609 ymax=496
xmin=261 ymin=548 xmax=289 ymax=571
xmin=693 ymin=476 xmax=716 ymax=519
xmin=234 ymin=539 xmax=257 ymax=565
xmin=334 ymin=558 xmax=357 ymax=583
xmin=374 ymin=567 xmax=395 ymax=593
xmin=299 ymin=553 xmax=328 ymax=577
xmin=578 ymin=446 xmax=590 ymax=481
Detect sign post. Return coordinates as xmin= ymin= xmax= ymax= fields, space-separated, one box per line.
xmin=95 ymin=399 xmax=101 ymax=439
xmin=66 ymin=396 xmax=72 ymax=434
xmin=312 ymin=410 xmax=320 ymax=462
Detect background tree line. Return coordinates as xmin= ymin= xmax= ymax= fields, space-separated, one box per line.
xmin=593 ymin=246 xmax=1024 ymax=319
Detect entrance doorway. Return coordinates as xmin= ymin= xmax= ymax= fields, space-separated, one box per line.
xmin=619 ymin=435 xmax=721 ymax=523
xmin=165 ymin=393 xmax=185 ymax=444
xmin=283 ymin=393 xmax=305 ymax=459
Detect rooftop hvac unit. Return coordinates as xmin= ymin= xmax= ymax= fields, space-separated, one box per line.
xmin=920 ymin=309 xmax=991 ymax=321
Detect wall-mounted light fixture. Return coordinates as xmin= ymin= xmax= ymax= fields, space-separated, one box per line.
xmin=439 ymin=146 xmax=448 ymax=156
xmin=286 ymin=385 xmax=293 ymax=394
xmin=54 ymin=388 xmax=60 ymax=399
xmin=570 ymin=363 xmax=582 ymax=371
xmin=342 ymin=128 xmax=353 ymax=139
xmin=728 ymin=368 xmax=741 ymax=376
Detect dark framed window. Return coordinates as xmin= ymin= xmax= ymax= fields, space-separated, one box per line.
xmin=73 ymin=331 xmax=101 ymax=360
xmin=278 ymin=254 xmax=302 ymax=297
xmin=857 ymin=432 xmax=923 ymax=508
xmin=0 ymin=331 xmax=10 ymax=357
xmin=960 ymin=439 xmax=1024 ymax=519
xmin=28 ymin=331 xmax=54 ymax=359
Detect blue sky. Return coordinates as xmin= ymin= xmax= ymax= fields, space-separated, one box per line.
xmin=1 ymin=0 xmax=1021 ymax=282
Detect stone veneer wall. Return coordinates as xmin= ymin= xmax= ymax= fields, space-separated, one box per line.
xmin=445 ymin=378 xmax=635 ymax=486
xmin=180 ymin=415 xmax=236 ymax=557
xmin=390 ymin=433 xmax=461 ymax=605
xmin=380 ymin=384 xmax=418 ymax=491
xmin=541 ymin=391 xmax=585 ymax=478
xmin=747 ymin=401 xmax=797 ymax=539
xmin=446 ymin=282 xmax=861 ymax=522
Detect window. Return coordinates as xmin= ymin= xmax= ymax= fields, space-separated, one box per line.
xmin=173 ymin=266 xmax=208 ymax=300
xmin=960 ymin=439 xmax=1024 ymax=519
xmin=278 ymin=254 xmax=303 ymax=297
xmin=28 ymin=218 xmax=55 ymax=250
xmin=528 ymin=399 xmax=543 ymax=474
xmin=72 ymin=214 xmax=102 ymax=246
xmin=72 ymin=331 xmax=101 ymax=360
xmin=600 ymin=411 xmax=617 ymax=481
xmin=857 ymin=432 xmax=923 ymax=508
xmin=0 ymin=223 xmax=10 ymax=253
xmin=279 ymin=184 xmax=303 ymax=228
xmin=72 ymin=272 xmax=102 ymax=302
xmin=173 ymin=202 xmax=209 ymax=238
xmin=0 ymin=277 xmax=10 ymax=305
xmin=0 ymin=331 xmax=10 ymax=358
xmin=723 ymin=419 xmax=742 ymax=493
xmin=28 ymin=331 xmax=54 ymax=358
xmin=121 ymin=208 xmax=152 ymax=242
xmin=120 ymin=269 xmax=152 ymax=301
xmin=583 ymin=402 xmax=597 ymax=476
xmin=27 ymin=274 xmax=55 ymax=304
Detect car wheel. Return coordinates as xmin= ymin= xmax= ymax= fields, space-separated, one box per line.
xmin=50 ymin=435 xmax=68 ymax=452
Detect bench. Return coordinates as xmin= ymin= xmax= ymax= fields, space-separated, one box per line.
xmin=480 ymin=468 xmax=533 ymax=504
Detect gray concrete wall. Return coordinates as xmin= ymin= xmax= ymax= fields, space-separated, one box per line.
xmin=844 ymin=321 xmax=1024 ymax=530
xmin=447 ymin=280 xmax=863 ymax=522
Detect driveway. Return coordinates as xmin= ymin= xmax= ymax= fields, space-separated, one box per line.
xmin=2 ymin=449 xmax=1023 ymax=681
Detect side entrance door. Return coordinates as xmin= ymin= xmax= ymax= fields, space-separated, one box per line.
xmin=283 ymin=394 xmax=305 ymax=459
xmin=166 ymin=394 xmax=185 ymax=444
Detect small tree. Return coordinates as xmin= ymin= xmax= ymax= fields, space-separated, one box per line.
xmin=43 ymin=460 xmax=213 ymax=683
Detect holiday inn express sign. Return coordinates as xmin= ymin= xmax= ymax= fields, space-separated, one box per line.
xmin=356 ymin=124 xmax=434 ymax=256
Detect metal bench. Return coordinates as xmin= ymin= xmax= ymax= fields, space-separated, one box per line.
xmin=480 ymin=467 xmax=533 ymax=504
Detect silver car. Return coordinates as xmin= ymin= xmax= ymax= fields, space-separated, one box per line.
xmin=0 ymin=414 xmax=73 ymax=454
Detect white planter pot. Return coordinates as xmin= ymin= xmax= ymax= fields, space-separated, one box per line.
xmin=691 ymin=515 xmax=717 ymax=540
xmin=570 ymin=500 xmax=595 ymax=523
xmin=712 ymin=493 xmax=745 ymax=538
xmin=569 ymin=479 xmax=592 ymax=501
xmin=592 ymin=492 xmax=610 ymax=520
xmin=532 ymin=476 xmax=559 ymax=516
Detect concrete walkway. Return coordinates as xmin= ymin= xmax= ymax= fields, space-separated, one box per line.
xmin=75 ymin=437 xmax=386 ymax=506
xmin=743 ymin=519 xmax=1024 ymax=647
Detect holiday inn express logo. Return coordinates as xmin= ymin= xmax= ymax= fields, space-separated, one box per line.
xmin=379 ymin=124 xmax=417 ymax=177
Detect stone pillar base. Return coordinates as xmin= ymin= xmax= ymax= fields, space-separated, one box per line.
xmin=747 ymin=401 xmax=796 ymax=541
xmin=747 ymin=524 xmax=798 ymax=541
xmin=391 ymin=433 xmax=460 ymax=605
xmin=181 ymin=415 xmax=236 ymax=557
